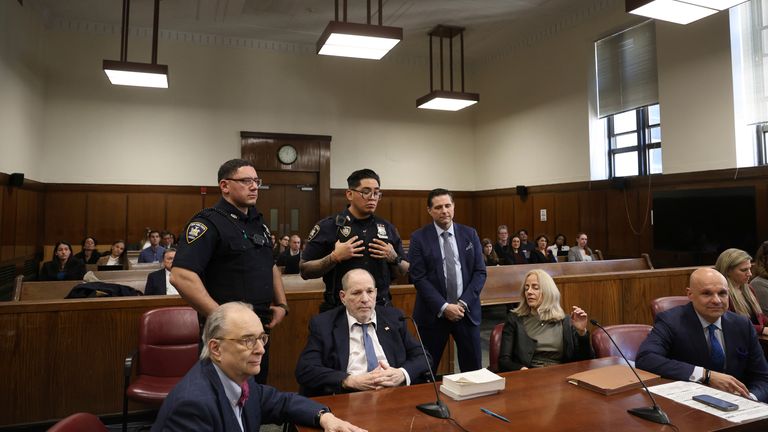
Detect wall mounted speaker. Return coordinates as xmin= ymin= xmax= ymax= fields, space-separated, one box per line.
xmin=516 ymin=185 xmax=528 ymax=197
xmin=9 ymin=173 xmax=24 ymax=187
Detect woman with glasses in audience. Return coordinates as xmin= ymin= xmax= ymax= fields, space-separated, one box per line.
xmin=716 ymin=248 xmax=768 ymax=336
xmin=74 ymin=236 xmax=100 ymax=265
xmin=498 ymin=269 xmax=592 ymax=371
xmin=482 ymin=238 xmax=500 ymax=266
xmin=97 ymin=240 xmax=127 ymax=268
xmin=529 ymin=234 xmax=557 ymax=264
xmin=39 ymin=241 xmax=87 ymax=281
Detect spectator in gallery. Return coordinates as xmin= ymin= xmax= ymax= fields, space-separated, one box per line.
xmin=160 ymin=230 xmax=176 ymax=249
xmin=482 ymin=238 xmax=500 ymax=266
xmin=752 ymin=241 xmax=768 ymax=315
xmin=273 ymin=235 xmax=290 ymax=262
xmin=39 ymin=241 xmax=87 ymax=281
xmin=517 ymin=229 xmax=535 ymax=259
xmin=97 ymin=240 xmax=127 ymax=267
xmin=277 ymin=235 xmax=302 ymax=274
xmin=508 ymin=236 xmax=529 ymax=265
xmin=567 ymin=232 xmax=595 ymax=262
xmin=138 ymin=230 xmax=165 ymax=263
xmin=716 ymin=248 xmax=768 ymax=336
xmin=494 ymin=225 xmax=513 ymax=265
xmin=529 ymin=235 xmax=557 ymax=264
xmin=74 ymin=236 xmax=100 ymax=265
xmin=547 ymin=234 xmax=570 ymax=257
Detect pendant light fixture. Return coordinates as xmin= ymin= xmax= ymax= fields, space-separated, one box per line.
xmin=626 ymin=0 xmax=748 ymax=25
xmin=316 ymin=0 xmax=403 ymax=60
xmin=417 ymin=25 xmax=478 ymax=111
xmin=103 ymin=0 xmax=168 ymax=88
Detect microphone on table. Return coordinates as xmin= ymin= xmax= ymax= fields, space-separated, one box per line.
xmin=399 ymin=315 xmax=451 ymax=419
xmin=590 ymin=319 xmax=670 ymax=425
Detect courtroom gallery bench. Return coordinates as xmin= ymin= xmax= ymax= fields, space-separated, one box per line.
xmin=12 ymin=267 xmax=158 ymax=301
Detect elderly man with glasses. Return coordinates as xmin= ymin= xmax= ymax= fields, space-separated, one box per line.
xmin=172 ymin=158 xmax=289 ymax=385
xmin=152 ymin=302 xmax=365 ymax=432
xmin=301 ymin=168 xmax=409 ymax=312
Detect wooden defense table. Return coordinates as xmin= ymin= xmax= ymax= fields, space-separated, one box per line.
xmin=299 ymin=357 xmax=768 ymax=432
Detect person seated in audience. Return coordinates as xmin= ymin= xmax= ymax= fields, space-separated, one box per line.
xmin=39 ymin=241 xmax=87 ymax=281
xmin=547 ymin=233 xmax=570 ymax=257
xmin=636 ymin=268 xmax=768 ymax=402
xmin=97 ymin=240 xmax=127 ymax=267
xmin=752 ymin=241 xmax=768 ymax=315
xmin=507 ymin=235 xmax=528 ymax=264
xmin=145 ymin=248 xmax=178 ymax=295
xmin=498 ymin=269 xmax=591 ymax=371
xmin=482 ymin=238 xmax=500 ymax=266
xmin=295 ymin=269 xmax=428 ymax=397
xmin=151 ymin=302 xmax=364 ymax=432
xmin=529 ymin=234 xmax=557 ymax=264
xmin=567 ymin=232 xmax=594 ymax=262
xmin=715 ymin=248 xmax=768 ymax=336
xmin=517 ymin=229 xmax=534 ymax=260
xmin=138 ymin=229 xmax=165 ymax=263
xmin=494 ymin=224 xmax=513 ymax=265
xmin=273 ymin=235 xmax=289 ymax=263
xmin=73 ymin=236 xmax=100 ymax=264
xmin=277 ymin=235 xmax=302 ymax=274
xmin=160 ymin=230 xmax=176 ymax=249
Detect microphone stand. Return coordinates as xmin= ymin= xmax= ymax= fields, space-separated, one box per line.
xmin=590 ymin=319 xmax=670 ymax=425
xmin=400 ymin=316 xmax=451 ymax=419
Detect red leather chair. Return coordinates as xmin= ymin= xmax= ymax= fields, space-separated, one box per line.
xmin=488 ymin=323 xmax=504 ymax=372
xmin=49 ymin=412 xmax=107 ymax=432
xmin=650 ymin=296 xmax=689 ymax=319
xmin=122 ymin=306 xmax=199 ymax=432
xmin=591 ymin=324 xmax=652 ymax=362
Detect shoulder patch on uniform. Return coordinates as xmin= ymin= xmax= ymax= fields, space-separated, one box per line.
xmin=308 ymin=224 xmax=320 ymax=241
xmin=186 ymin=222 xmax=208 ymax=244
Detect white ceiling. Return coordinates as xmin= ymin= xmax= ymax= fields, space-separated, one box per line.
xmin=24 ymin=0 xmax=619 ymax=60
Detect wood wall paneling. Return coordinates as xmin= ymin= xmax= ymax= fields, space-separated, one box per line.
xmin=452 ymin=195 xmax=473 ymax=229
xmin=553 ymin=192 xmax=580 ymax=245
xmin=126 ymin=193 xmax=166 ymax=245
xmin=577 ymin=189 xmax=607 ymax=255
xmin=44 ymin=192 xmax=87 ymax=247
xmin=513 ymin=195 xmax=533 ymax=236
xmin=166 ymin=194 xmax=205 ymax=239
xmin=86 ymin=192 xmax=128 ymax=246
xmin=473 ymin=195 xmax=498 ymax=241
xmin=391 ymin=195 xmax=429 ymax=239
xmin=495 ymin=194 xmax=514 ymax=240
xmin=0 ymin=186 xmax=7 ymax=261
xmin=531 ymin=193 xmax=555 ymax=239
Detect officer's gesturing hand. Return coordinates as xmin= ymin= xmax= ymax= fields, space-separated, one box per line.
xmin=331 ymin=236 xmax=365 ymax=262
xmin=368 ymin=238 xmax=396 ymax=262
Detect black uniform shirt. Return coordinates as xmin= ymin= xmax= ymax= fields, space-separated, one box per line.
xmin=302 ymin=207 xmax=405 ymax=306
xmin=173 ymin=197 xmax=275 ymax=314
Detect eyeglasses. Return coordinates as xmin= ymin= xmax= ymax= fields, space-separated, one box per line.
xmin=217 ymin=334 xmax=269 ymax=350
xmin=350 ymin=189 xmax=383 ymax=200
xmin=226 ymin=177 xmax=263 ymax=187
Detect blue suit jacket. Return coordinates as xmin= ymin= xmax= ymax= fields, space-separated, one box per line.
xmin=144 ymin=269 xmax=167 ymax=295
xmin=294 ymin=306 xmax=429 ymax=397
xmin=408 ymin=222 xmax=486 ymax=326
xmin=636 ymin=303 xmax=768 ymax=402
xmin=151 ymin=360 xmax=323 ymax=431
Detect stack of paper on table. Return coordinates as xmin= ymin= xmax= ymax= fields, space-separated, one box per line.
xmin=649 ymin=381 xmax=768 ymax=423
xmin=566 ymin=364 xmax=663 ymax=395
xmin=439 ymin=368 xmax=505 ymax=400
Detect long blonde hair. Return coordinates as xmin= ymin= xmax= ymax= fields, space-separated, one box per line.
xmin=512 ymin=269 xmax=565 ymax=321
xmin=715 ymin=248 xmax=760 ymax=318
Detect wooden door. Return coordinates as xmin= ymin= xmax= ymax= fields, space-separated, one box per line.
xmin=258 ymin=183 xmax=319 ymax=240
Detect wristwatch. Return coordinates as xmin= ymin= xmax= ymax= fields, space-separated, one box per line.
xmin=392 ymin=255 xmax=403 ymax=265
xmin=315 ymin=408 xmax=331 ymax=427
xmin=274 ymin=303 xmax=290 ymax=316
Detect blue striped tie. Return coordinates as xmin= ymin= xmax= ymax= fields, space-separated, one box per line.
xmin=708 ymin=324 xmax=725 ymax=372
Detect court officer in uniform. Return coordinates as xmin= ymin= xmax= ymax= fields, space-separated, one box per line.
xmin=171 ymin=158 xmax=288 ymax=384
xmin=301 ymin=169 xmax=409 ymax=312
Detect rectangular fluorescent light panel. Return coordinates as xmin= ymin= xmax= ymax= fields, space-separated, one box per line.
xmin=629 ymin=0 xmax=717 ymax=24
xmin=417 ymin=91 xmax=479 ymax=111
xmin=686 ymin=0 xmax=748 ymax=10
xmin=103 ymin=60 xmax=169 ymax=88
xmin=318 ymin=33 xmax=400 ymax=60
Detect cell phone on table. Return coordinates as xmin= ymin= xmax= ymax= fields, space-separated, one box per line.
xmin=692 ymin=394 xmax=739 ymax=411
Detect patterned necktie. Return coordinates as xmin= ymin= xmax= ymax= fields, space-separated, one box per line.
xmin=357 ymin=323 xmax=378 ymax=372
xmin=708 ymin=324 xmax=725 ymax=372
xmin=237 ymin=381 xmax=249 ymax=407
xmin=441 ymin=231 xmax=459 ymax=303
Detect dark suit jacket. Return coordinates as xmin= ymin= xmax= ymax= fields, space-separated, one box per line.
xmin=276 ymin=250 xmax=300 ymax=274
xmin=636 ymin=303 xmax=768 ymax=402
xmin=39 ymin=258 xmax=86 ymax=281
xmin=498 ymin=313 xmax=592 ymax=371
xmin=145 ymin=268 xmax=168 ymax=295
xmin=408 ymin=222 xmax=486 ymax=326
xmin=151 ymin=359 xmax=323 ymax=432
xmin=295 ymin=305 xmax=429 ymax=397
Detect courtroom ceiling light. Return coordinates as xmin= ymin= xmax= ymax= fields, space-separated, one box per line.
xmin=316 ymin=0 xmax=403 ymax=60
xmin=626 ymin=0 xmax=748 ymax=25
xmin=103 ymin=0 xmax=169 ymax=88
xmin=417 ymin=25 xmax=479 ymax=112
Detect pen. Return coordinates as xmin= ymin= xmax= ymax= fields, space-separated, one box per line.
xmin=480 ymin=407 xmax=510 ymax=423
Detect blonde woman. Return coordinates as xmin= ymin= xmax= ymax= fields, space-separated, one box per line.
xmin=715 ymin=248 xmax=768 ymax=336
xmin=498 ymin=269 xmax=592 ymax=371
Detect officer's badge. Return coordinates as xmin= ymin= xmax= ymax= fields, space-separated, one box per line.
xmin=340 ymin=226 xmax=352 ymax=237
xmin=186 ymin=222 xmax=208 ymax=244
xmin=308 ymin=224 xmax=320 ymax=241
xmin=376 ymin=224 xmax=388 ymax=239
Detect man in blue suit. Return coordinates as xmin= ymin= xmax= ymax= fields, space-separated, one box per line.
xmin=151 ymin=302 xmax=364 ymax=432
xmin=295 ymin=269 xmax=429 ymax=396
xmin=144 ymin=249 xmax=177 ymax=295
xmin=408 ymin=188 xmax=486 ymax=373
xmin=637 ymin=268 xmax=768 ymax=401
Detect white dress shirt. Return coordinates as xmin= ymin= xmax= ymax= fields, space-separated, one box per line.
xmin=164 ymin=269 xmax=179 ymax=295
